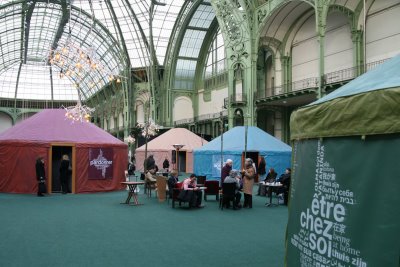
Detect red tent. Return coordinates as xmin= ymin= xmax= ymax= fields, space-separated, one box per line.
xmin=0 ymin=109 xmax=127 ymax=194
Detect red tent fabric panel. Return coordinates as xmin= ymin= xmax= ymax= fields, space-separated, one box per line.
xmin=75 ymin=147 xmax=127 ymax=193
xmin=0 ymin=143 xmax=49 ymax=194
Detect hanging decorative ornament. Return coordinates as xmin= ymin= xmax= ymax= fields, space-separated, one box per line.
xmin=47 ymin=0 xmax=124 ymax=96
xmin=63 ymin=82 xmax=95 ymax=123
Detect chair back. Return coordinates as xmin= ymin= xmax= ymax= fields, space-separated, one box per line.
xmin=197 ymin=175 xmax=206 ymax=185
xmin=222 ymin=183 xmax=236 ymax=197
xmin=172 ymin=182 xmax=184 ymax=200
xmin=156 ymin=176 xmax=167 ymax=202
xmin=204 ymin=180 xmax=219 ymax=194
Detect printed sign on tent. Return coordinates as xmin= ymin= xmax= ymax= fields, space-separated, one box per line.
xmin=88 ymin=148 xmax=113 ymax=179
xmin=212 ymin=154 xmax=235 ymax=177
xmin=286 ymin=138 xmax=400 ymax=267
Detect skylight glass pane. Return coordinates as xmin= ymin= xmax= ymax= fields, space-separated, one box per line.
xmin=16 ymin=64 xmax=52 ymax=100
xmin=0 ymin=64 xmax=17 ymax=99
xmin=179 ymin=29 xmax=206 ymax=58
xmin=188 ymin=4 xmax=215 ymax=29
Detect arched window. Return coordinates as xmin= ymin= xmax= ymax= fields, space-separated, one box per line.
xmin=204 ymin=29 xmax=227 ymax=89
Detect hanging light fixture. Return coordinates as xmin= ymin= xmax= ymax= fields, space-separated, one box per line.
xmin=48 ymin=0 xmax=124 ymax=92
xmin=63 ymin=83 xmax=95 ymax=123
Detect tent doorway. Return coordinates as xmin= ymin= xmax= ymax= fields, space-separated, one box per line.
xmin=178 ymin=151 xmax=186 ymax=173
xmin=50 ymin=145 xmax=74 ymax=193
xmin=242 ymin=151 xmax=259 ymax=182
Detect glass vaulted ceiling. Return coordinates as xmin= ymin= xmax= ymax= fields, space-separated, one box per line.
xmin=0 ymin=0 xmax=187 ymax=101
xmin=174 ymin=1 xmax=215 ymax=90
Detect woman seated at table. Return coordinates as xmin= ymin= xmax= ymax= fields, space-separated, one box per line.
xmin=257 ymin=168 xmax=278 ymax=196
xmin=145 ymin=169 xmax=157 ymax=189
xmin=167 ymin=169 xmax=179 ymax=198
xmin=262 ymin=168 xmax=278 ymax=196
xmin=179 ymin=174 xmax=203 ymax=208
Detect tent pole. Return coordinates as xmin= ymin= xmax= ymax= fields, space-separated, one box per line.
xmin=244 ymin=125 xmax=248 ymax=160
xmin=220 ymin=111 xmax=224 ymax=182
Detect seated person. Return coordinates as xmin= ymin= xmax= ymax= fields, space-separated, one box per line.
xmin=265 ymin=168 xmax=277 ymax=183
xmin=167 ymin=169 xmax=179 ymax=198
xmin=223 ymin=170 xmax=242 ymax=209
xmin=262 ymin=168 xmax=278 ymax=196
xmin=273 ymin=168 xmax=291 ymax=205
xmin=180 ymin=174 xmax=203 ymax=208
xmin=280 ymin=168 xmax=291 ymax=205
xmin=145 ymin=168 xmax=157 ymax=189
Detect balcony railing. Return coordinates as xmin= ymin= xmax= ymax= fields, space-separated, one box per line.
xmin=174 ymin=110 xmax=228 ymax=126
xmin=255 ymin=58 xmax=390 ymax=100
xmin=204 ymin=71 xmax=228 ymax=90
xmin=174 ymin=118 xmax=194 ymax=126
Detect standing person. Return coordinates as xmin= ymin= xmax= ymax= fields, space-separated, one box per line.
xmin=162 ymin=157 xmax=170 ymax=172
xmin=128 ymin=156 xmax=136 ymax=175
xmin=145 ymin=155 xmax=155 ymax=172
xmin=258 ymin=157 xmax=266 ymax=180
xmin=35 ymin=157 xmax=46 ymax=197
xmin=242 ymin=158 xmax=256 ymax=208
xmin=256 ymin=157 xmax=267 ymax=195
xmin=221 ymin=159 xmax=233 ymax=185
xmin=59 ymin=154 xmax=70 ymax=194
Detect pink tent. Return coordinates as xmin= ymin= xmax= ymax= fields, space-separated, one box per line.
xmin=0 ymin=109 xmax=127 ymax=194
xmin=135 ymin=128 xmax=207 ymax=173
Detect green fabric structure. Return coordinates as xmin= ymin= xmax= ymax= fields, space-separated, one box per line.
xmin=286 ymin=55 xmax=400 ymax=267
xmin=291 ymin=55 xmax=400 ymax=140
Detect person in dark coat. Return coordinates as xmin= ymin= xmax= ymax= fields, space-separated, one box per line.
xmin=162 ymin=157 xmax=170 ymax=171
xmin=223 ymin=170 xmax=242 ymax=209
xmin=167 ymin=169 xmax=179 ymax=199
xmin=220 ymin=159 xmax=233 ymax=185
xmin=35 ymin=157 xmax=46 ymax=197
xmin=127 ymin=156 xmax=136 ymax=175
xmin=258 ymin=157 xmax=267 ymax=180
xmin=280 ymin=168 xmax=291 ymax=205
xmin=259 ymin=168 xmax=278 ymax=196
xmin=59 ymin=154 xmax=70 ymax=194
xmin=145 ymin=155 xmax=156 ymax=171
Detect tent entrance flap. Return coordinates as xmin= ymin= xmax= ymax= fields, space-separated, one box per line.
xmin=50 ymin=145 xmax=74 ymax=193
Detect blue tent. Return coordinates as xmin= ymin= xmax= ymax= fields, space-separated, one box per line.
xmin=193 ymin=126 xmax=292 ymax=179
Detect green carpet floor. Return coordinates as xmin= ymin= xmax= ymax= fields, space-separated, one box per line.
xmin=0 ymin=187 xmax=288 ymax=267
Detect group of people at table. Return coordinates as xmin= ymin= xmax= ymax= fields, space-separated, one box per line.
xmin=140 ymin=155 xmax=291 ymax=209
xmin=220 ymin=158 xmax=292 ymax=209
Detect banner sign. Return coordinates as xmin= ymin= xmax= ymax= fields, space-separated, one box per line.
xmin=286 ymin=137 xmax=399 ymax=267
xmin=88 ymin=148 xmax=113 ymax=179
xmin=212 ymin=154 xmax=235 ymax=177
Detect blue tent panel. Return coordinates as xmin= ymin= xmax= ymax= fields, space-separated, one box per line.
xmin=193 ymin=127 xmax=291 ymax=179
xmin=195 ymin=126 xmax=291 ymax=152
